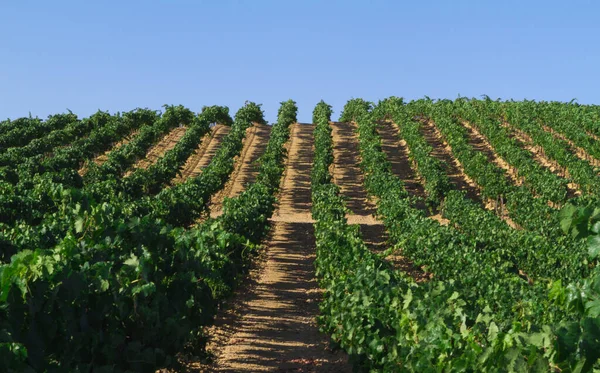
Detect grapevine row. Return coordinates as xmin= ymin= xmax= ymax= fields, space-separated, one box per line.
xmin=403 ymin=99 xmax=590 ymax=281
xmin=325 ymin=98 xmax=599 ymax=371
xmin=0 ymin=100 xmax=297 ymax=372
xmin=0 ymin=114 xmax=74 ymax=152
xmin=503 ymin=101 xmax=600 ymax=196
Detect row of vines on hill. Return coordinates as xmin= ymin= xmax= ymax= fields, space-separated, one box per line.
xmin=1 ymin=100 xmax=298 ymax=372
xmin=2 ymin=96 xmax=600 ymax=371
xmin=311 ymin=98 xmax=600 ymax=371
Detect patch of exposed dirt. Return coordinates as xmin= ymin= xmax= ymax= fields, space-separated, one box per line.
xmin=420 ymin=120 xmax=482 ymax=203
xmin=331 ymin=121 xmax=428 ymax=279
xmin=429 ymin=213 xmax=450 ymax=226
xmin=500 ymin=121 xmax=581 ymax=196
xmin=330 ymin=121 xmax=377 ymax=221
xmin=125 ymin=126 xmax=187 ymax=176
xmin=200 ymin=123 xmax=351 ymax=372
xmin=77 ymin=130 xmax=139 ymax=176
xmin=271 ymin=124 xmax=318 ymax=224
xmin=422 ymin=120 xmax=525 ymax=228
xmin=210 ymin=124 xmax=271 ymax=218
xmin=174 ymin=125 xmax=231 ymax=183
xmin=369 ymin=121 xmax=438 ymax=279
xmin=460 ymin=120 xmax=525 ymax=187
xmin=541 ymin=124 xmax=600 ymax=167
xmin=208 ymin=221 xmax=350 ymax=373
xmin=455 ymin=120 xmax=521 ymax=229
xmin=586 ymin=130 xmax=600 ymax=142
xmin=378 ymin=121 xmax=427 ymax=210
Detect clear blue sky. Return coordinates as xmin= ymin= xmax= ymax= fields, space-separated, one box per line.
xmin=1 ymin=0 xmax=598 ymax=123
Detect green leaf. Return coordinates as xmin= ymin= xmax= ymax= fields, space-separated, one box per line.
xmin=572 ymin=358 xmax=587 ymax=373
xmin=488 ymin=322 xmax=499 ymax=341
xmin=217 ymin=231 xmax=229 ymax=249
xmin=548 ymin=279 xmax=565 ymax=304
xmin=402 ymin=289 xmax=412 ymax=310
xmin=186 ymin=296 xmax=195 ymax=308
xmin=585 ymin=298 xmax=600 ymax=317
xmin=448 ymin=291 xmax=460 ymax=301
xmin=74 ymin=218 xmax=85 ymax=233
xmin=124 ymin=254 xmax=139 ymax=267
xmin=588 ymin=235 xmax=600 ymax=259
xmin=132 ymin=282 xmax=156 ymax=297
xmin=559 ymin=203 xmax=577 ymax=234
xmin=590 ymin=207 xmax=600 ymax=225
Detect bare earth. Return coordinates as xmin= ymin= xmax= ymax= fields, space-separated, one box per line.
xmin=330 ymin=120 xmax=387 ymax=255
xmin=175 ymin=124 xmax=231 ymax=183
xmin=586 ymin=130 xmax=600 ymax=142
xmin=541 ymin=124 xmax=600 ymax=168
xmin=330 ymin=122 xmax=424 ymax=279
xmin=501 ymin=121 xmax=582 ymax=196
xmin=422 ymin=120 xmax=482 ymax=204
xmin=330 ymin=121 xmax=378 ymax=221
xmin=125 ymin=126 xmax=188 ymax=176
xmin=77 ymin=129 xmax=138 ymax=176
xmin=210 ymin=123 xmax=272 ymax=218
xmin=204 ymin=123 xmax=351 ymax=372
xmin=461 ymin=120 xmax=524 ymax=187
xmin=455 ymin=120 xmax=521 ymax=228
xmin=378 ymin=121 xmax=427 ymax=203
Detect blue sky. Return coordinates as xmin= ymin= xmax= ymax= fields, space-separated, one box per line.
xmin=1 ymin=0 xmax=598 ymax=123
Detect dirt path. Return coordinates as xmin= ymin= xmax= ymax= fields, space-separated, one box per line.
xmin=77 ymin=130 xmax=138 ymax=176
xmin=541 ymin=124 xmax=600 ymax=167
xmin=174 ymin=125 xmax=231 ymax=183
xmin=421 ymin=120 xmax=482 ymax=204
xmin=330 ymin=120 xmax=383 ymax=254
xmin=586 ymin=130 xmax=600 ymax=142
xmin=369 ymin=121 xmax=430 ymax=280
xmin=330 ymin=121 xmax=377 ymax=221
xmin=424 ymin=120 xmax=526 ymax=228
xmin=378 ymin=121 xmax=427 ymax=204
xmin=194 ymin=125 xmax=231 ymax=172
xmin=330 ymin=121 xmax=427 ymax=276
xmin=271 ymin=124 xmax=314 ymax=224
xmin=501 ymin=121 xmax=581 ymax=196
xmin=453 ymin=121 xmax=521 ymax=228
xmin=460 ymin=120 xmax=525 ymax=187
xmin=125 ymin=126 xmax=187 ymax=176
xmin=205 ymin=123 xmax=351 ymax=372
xmin=210 ymin=124 xmax=271 ymax=218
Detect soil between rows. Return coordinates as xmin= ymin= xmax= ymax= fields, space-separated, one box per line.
xmin=125 ymin=126 xmax=188 ymax=176
xmin=175 ymin=124 xmax=232 ymax=183
xmin=201 ymin=123 xmax=350 ymax=372
xmin=78 ymin=129 xmax=139 ymax=176
xmin=210 ymin=123 xmax=271 ymax=218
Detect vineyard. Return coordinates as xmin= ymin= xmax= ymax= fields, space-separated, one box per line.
xmin=1 ymin=98 xmax=600 ymax=372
